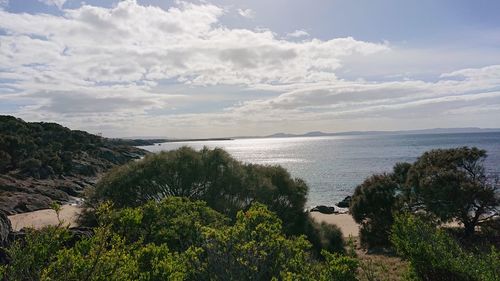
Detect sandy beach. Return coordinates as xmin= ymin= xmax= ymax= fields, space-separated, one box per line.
xmin=8 ymin=204 xmax=360 ymax=238
xmin=8 ymin=205 xmax=82 ymax=231
xmin=309 ymin=212 xmax=359 ymax=237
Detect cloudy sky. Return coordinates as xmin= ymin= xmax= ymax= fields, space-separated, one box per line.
xmin=1 ymin=0 xmax=500 ymax=138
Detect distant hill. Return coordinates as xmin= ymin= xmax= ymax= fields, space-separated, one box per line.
xmin=237 ymin=127 xmax=500 ymax=139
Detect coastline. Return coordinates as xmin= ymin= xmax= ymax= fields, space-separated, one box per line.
xmin=8 ymin=204 xmax=361 ymax=238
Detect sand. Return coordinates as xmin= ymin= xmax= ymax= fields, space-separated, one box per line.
xmin=8 ymin=204 xmax=360 ymax=238
xmin=309 ymin=212 xmax=359 ymax=237
xmin=8 ymin=204 xmax=82 ymax=231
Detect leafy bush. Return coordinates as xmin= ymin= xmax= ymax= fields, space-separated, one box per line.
xmin=390 ymin=214 xmax=500 ymax=281
xmin=90 ymin=147 xmax=309 ymax=236
xmin=304 ymin=218 xmax=345 ymax=255
xmin=105 ymin=197 xmax=229 ymax=252
xmin=195 ymin=203 xmax=357 ymax=281
xmin=196 ymin=203 xmax=313 ymax=280
xmin=3 ymin=226 xmax=71 ymax=281
xmin=350 ymin=173 xmax=399 ymax=249
xmin=41 ymin=226 xmax=190 ymax=281
xmin=3 ymin=200 xmax=360 ymax=281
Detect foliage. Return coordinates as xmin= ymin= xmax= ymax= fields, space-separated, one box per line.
xmin=390 ymin=214 xmax=500 ymax=281
xmin=350 ymin=173 xmax=400 ymax=249
xmin=90 ymin=146 xmax=309 ymax=235
xmin=195 ymin=203 xmax=314 ymax=280
xmin=351 ymin=147 xmax=499 ymax=250
xmin=3 ymin=200 xmax=360 ymax=281
xmin=195 ymin=203 xmax=357 ymax=281
xmin=303 ymin=218 xmax=345 ymax=255
xmin=406 ymin=147 xmax=499 ymax=236
xmin=319 ymin=250 xmax=358 ymax=281
xmin=41 ymin=226 xmax=190 ymax=281
xmin=105 ymin=197 xmax=229 ymax=252
xmin=0 ymin=115 xmax=144 ymax=178
xmin=3 ymin=226 xmax=71 ymax=281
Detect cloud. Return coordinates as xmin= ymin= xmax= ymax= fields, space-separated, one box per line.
xmin=286 ymin=29 xmax=309 ymax=38
xmin=38 ymin=0 xmax=67 ymax=9
xmin=237 ymin=8 xmax=254 ymax=19
xmin=0 ymin=0 xmax=499 ymax=137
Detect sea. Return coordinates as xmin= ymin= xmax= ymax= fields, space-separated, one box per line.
xmin=140 ymin=132 xmax=500 ymax=208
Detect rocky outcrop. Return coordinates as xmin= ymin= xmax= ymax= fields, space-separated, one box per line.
xmin=310 ymin=205 xmax=337 ymax=214
xmin=0 ymin=175 xmax=95 ymax=215
xmin=336 ymin=196 xmax=351 ymax=208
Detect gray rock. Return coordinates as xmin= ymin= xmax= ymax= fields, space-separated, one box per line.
xmin=310 ymin=205 xmax=337 ymax=214
xmin=336 ymin=196 xmax=351 ymax=208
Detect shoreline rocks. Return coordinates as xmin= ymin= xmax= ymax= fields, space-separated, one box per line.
xmin=336 ymin=196 xmax=351 ymax=208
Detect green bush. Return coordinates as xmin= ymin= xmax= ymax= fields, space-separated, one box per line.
xmin=304 ymin=218 xmax=345 ymax=255
xmin=105 ymin=197 xmax=229 ymax=252
xmin=90 ymin=147 xmax=309 ymax=236
xmin=390 ymin=214 xmax=500 ymax=281
xmin=3 ymin=200 xmax=359 ymax=281
xmin=41 ymin=226 xmax=190 ymax=281
xmin=3 ymin=226 xmax=71 ymax=281
xmin=350 ymin=173 xmax=399 ymax=249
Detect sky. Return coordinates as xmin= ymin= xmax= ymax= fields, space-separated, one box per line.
xmin=1 ymin=0 xmax=500 ymax=138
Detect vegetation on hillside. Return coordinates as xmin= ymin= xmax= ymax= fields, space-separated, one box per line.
xmin=0 ymin=115 xmax=146 ymax=179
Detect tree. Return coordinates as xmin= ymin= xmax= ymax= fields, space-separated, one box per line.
xmin=406 ymin=147 xmax=499 ymax=236
xmin=350 ymin=173 xmax=400 ymax=249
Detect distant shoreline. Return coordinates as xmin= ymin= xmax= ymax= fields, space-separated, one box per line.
xmin=160 ymin=138 xmax=233 ymax=143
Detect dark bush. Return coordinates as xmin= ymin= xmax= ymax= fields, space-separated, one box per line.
xmin=350 ymin=173 xmax=399 ymax=249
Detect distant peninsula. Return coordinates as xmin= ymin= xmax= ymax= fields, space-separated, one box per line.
xmin=234 ymin=127 xmax=500 ymax=139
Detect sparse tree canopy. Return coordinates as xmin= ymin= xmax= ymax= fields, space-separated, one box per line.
xmin=407 ymin=147 xmax=499 ymax=236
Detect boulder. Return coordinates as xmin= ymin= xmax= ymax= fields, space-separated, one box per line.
xmin=310 ymin=205 xmax=337 ymax=214
xmin=336 ymin=196 xmax=351 ymax=208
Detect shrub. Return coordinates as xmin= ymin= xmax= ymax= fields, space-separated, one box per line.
xmin=90 ymin=147 xmax=309 ymax=236
xmin=196 ymin=203 xmax=314 ymax=280
xmin=105 ymin=197 xmax=229 ymax=252
xmin=304 ymin=218 xmax=345 ymax=255
xmin=390 ymin=214 xmax=500 ymax=281
xmin=350 ymin=174 xmax=399 ymax=249
xmin=3 ymin=226 xmax=71 ymax=281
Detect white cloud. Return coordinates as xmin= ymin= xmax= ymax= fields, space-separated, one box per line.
xmin=0 ymin=0 xmax=499 ymax=137
xmin=38 ymin=0 xmax=67 ymax=9
xmin=286 ymin=29 xmax=309 ymax=38
xmin=237 ymin=8 xmax=254 ymax=19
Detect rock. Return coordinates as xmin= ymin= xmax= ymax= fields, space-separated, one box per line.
xmin=0 ymin=211 xmax=12 ymax=246
xmin=336 ymin=196 xmax=351 ymax=208
xmin=310 ymin=205 xmax=337 ymax=214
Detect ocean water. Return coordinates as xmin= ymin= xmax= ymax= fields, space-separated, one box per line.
xmin=140 ymin=132 xmax=500 ymax=207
